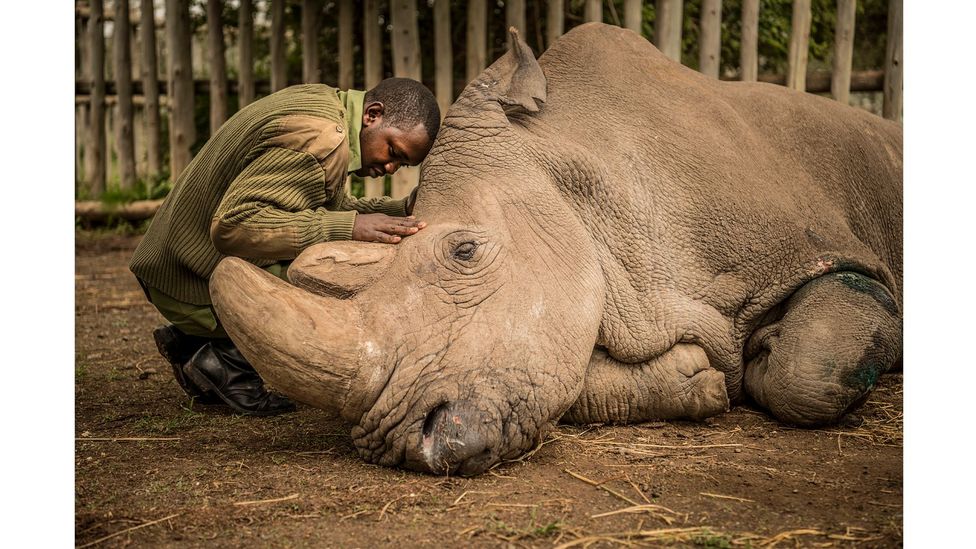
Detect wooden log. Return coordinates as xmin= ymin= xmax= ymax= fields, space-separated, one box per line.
xmin=624 ymin=0 xmax=643 ymax=34
xmin=138 ymin=0 xmax=161 ymax=178
xmin=390 ymin=0 xmax=422 ymax=200
xmin=786 ymin=0 xmax=812 ymax=91
xmin=740 ymin=0 xmax=759 ymax=81
xmin=166 ymin=0 xmax=195 ymax=180
xmin=506 ymin=0 xmax=526 ymax=49
xmin=363 ymin=0 xmax=384 ymax=198
xmin=699 ymin=0 xmax=721 ymax=78
xmin=883 ymin=0 xmax=902 ymax=121
xmin=434 ymin=0 xmax=453 ymax=117
xmin=86 ymin=0 xmax=107 ymax=197
xmin=239 ymin=0 xmax=255 ymax=107
xmin=655 ymin=0 xmax=683 ymax=62
xmin=585 ymin=0 xmax=602 ymax=23
xmin=75 ymin=199 xmax=164 ymax=224
xmin=466 ymin=0 xmax=487 ymax=84
xmin=338 ymin=0 xmax=354 ymax=89
xmin=547 ymin=0 xmax=564 ymax=49
xmin=831 ymin=0 xmax=856 ymax=104
xmin=303 ymin=0 xmax=321 ymax=83
xmin=270 ymin=0 xmax=287 ymax=92
xmin=207 ymin=0 xmax=228 ymax=132
xmin=114 ymin=0 xmax=137 ymax=191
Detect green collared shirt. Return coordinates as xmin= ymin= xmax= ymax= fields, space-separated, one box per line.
xmin=338 ymin=89 xmax=365 ymax=174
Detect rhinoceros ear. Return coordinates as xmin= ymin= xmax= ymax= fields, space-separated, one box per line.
xmin=288 ymin=241 xmax=396 ymax=299
xmin=478 ymin=27 xmax=547 ymax=112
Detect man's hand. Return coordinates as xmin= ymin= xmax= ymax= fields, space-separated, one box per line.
xmin=352 ymin=214 xmax=427 ymax=244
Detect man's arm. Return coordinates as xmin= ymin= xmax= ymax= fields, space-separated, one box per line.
xmin=210 ymin=146 xmax=359 ymax=260
xmin=331 ymin=186 xmax=418 ymax=217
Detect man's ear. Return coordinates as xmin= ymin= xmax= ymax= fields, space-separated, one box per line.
xmin=363 ymin=102 xmax=385 ymax=128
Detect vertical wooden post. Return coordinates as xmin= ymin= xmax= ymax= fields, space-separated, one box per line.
xmin=140 ymin=0 xmax=162 ymax=179
xmin=364 ymin=0 xmax=383 ymax=89
xmin=130 ymin=17 xmax=142 ymax=83
xmin=208 ymin=0 xmax=228 ymax=132
xmin=831 ymin=0 xmax=856 ymax=104
xmin=623 ymin=0 xmax=643 ymax=34
xmin=546 ymin=0 xmax=564 ymax=48
xmin=699 ymin=0 xmax=721 ymax=78
xmin=786 ymin=0 xmax=812 ymax=91
xmin=134 ymin=101 xmax=147 ymax=177
xmin=434 ymin=0 xmax=452 ymax=117
xmin=114 ymin=0 xmax=137 ymax=191
xmin=506 ymin=0 xmax=525 ymax=49
xmin=76 ymin=103 xmax=89 ymax=188
xmin=86 ymin=0 xmax=106 ymax=197
xmin=338 ymin=0 xmax=354 ymax=89
xmin=303 ymin=0 xmax=321 ymax=83
xmin=107 ymin=102 xmax=119 ymax=187
xmin=363 ymin=0 xmax=384 ymax=198
xmin=270 ymin=0 xmax=287 ymax=91
xmin=466 ymin=0 xmax=487 ymax=84
xmin=166 ymin=0 xmax=195 ymax=180
xmin=655 ymin=0 xmax=683 ymax=62
xmin=77 ymin=12 xmax=90 ymax=80
xmin=883 ymin=0 xmax=902 ymax=121
xmin=584 ymin=0 xmax=601 ymax=23
xmin=740 ymin=0 xmax=758 ymax=81
xmin=390 ymin=0 xmax=421 ymax=200
xmin=239 ymin=0 xmax=255 ymax=106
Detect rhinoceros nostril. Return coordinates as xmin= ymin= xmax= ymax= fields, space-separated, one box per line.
xmin=422 ymin=402 xmax=450 ymax=439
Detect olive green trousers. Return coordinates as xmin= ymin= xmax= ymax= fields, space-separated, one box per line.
xmin=140 ymin=262 xmax=289 ymax=339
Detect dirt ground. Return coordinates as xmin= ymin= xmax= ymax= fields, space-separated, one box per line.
xmin=75 ymin=231 xmax=903 ymax=548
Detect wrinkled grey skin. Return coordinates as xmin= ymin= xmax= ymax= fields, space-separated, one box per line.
xmin=210 ymin=24 xmax=902 ymax=476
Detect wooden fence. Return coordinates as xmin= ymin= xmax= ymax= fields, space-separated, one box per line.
xmin=75 ymin=0 xmax=903 ymax=206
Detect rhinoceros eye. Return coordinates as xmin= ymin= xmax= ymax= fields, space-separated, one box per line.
xmin=452 ymin=241 xmax=478 ymax=261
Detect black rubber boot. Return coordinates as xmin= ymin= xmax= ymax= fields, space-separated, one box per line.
xmin=152 ymin=325 xmax=223 ymax=405
xmin=182 ymin=339 xmax=297 ymax=416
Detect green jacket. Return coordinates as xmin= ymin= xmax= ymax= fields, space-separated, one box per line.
xmin=130 ymin=84 xmax=407 ymax=305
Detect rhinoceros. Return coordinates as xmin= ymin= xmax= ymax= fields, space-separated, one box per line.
xmin=209 ymin=23 xmax=902 ymax=476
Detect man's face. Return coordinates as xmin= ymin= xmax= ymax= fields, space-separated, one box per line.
xmin=356 ymin=102 xmax=432 ymax=178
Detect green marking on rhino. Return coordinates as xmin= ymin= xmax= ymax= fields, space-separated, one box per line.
xmin=836 ymin=272 xmax=900 ymax=316
xmin=843 ymin=361 xmax=882 ymax=391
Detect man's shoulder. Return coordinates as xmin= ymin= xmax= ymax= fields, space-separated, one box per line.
xmin=264 ymin=114 xmax=349 ymax=168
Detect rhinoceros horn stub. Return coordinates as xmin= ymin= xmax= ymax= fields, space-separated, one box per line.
xmin=210 ymin=257 xmax=374 ymax=420
xmin=287 ymin=241 xmax=396 ymax=299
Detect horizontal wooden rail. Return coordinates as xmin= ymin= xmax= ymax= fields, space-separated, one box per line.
xmin=736 ymin=69 xmax=884 ymax=93
xmin=76 ymin=70 xmax=885 ymax=100
xmin=76 ymin=79 xmax=284 ymax=97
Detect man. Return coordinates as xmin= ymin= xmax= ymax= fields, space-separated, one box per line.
xmin=129 ymin=78 xmax=441 ymax=416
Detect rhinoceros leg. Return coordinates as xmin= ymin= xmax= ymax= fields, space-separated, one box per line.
xmin=562 ymin=344 xmax=729 ymax=424
xmin=744 ymin=272 xmax=902 ymax=426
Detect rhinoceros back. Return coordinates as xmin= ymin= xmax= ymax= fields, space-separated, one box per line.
xmin=536 ymin=23 xmax=902 ymax=314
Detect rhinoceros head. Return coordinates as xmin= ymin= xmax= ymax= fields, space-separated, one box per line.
xmin=210 ymin=29 xmax=605 ymax=475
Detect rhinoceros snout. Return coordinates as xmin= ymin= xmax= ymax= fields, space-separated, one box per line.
xmin=413 ymin=401 xmax=498 ymax=476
